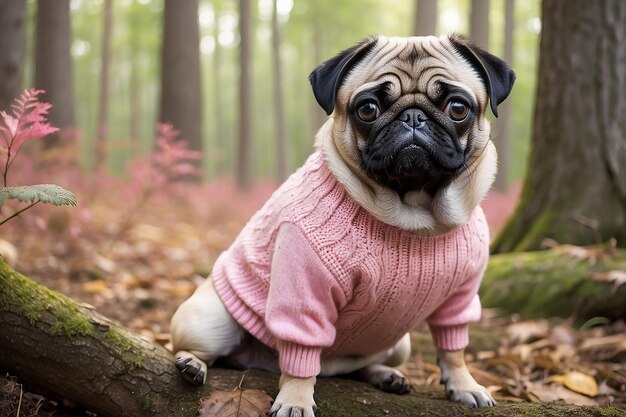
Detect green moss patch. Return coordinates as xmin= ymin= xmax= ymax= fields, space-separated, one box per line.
xmin=106 ymin=326 xmax=146 ymax=369
xmin=0 ymin=260 xmax=93 ymax=337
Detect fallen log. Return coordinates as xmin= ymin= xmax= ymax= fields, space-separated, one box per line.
xmin=481 ymin=246 xmax=626 ymax=321
xmin=0 ymin=259 xmax=623 ymax=417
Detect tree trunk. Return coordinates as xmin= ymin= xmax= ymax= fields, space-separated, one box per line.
xmin=236 ymin=0 xmax=253 ymax=189
xmin=271 ymin=0 xmax=289 ymax=182
xmin=310 ymin=15 xmax=327 ymax=142
xmin=0 ymin=0 xmax=26 ymax=112
xmin=482 ymin=245 xmax=626 ymax=321
xmin=95 ymin=0 xmax=113 ymax=172
xmin=413 ymin=0 xmax=437 ymax=36
xmin=160 ymin=0 xmax=203 ymax=159
xmin=35 ymin=0 xmax=75 ymax=149
xmin=0 ymin=260 xmax=620 ymax=417
xmin=492 ymin=0 xmax=514 ymax=192
xmin=470 ymin=0 xmax=490 ymax=50
xmin=212 ymin=7 xmax=227 ymax=176
xmin=492 ymin=0 xmax=626 ymax=252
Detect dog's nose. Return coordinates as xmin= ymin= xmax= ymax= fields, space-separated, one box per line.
xmin=399 ymin=108 xmax=428 ymax=129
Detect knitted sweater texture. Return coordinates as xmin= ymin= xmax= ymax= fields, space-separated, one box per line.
xmin=213 ymin=151 xmax=490 ymax=378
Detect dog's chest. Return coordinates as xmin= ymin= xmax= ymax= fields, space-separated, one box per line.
xmin=322 ymin=219 xmax=481 ymax=354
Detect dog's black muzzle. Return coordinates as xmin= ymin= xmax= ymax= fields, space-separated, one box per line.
xmin=362 ymin=107 xmax=465 ymax=194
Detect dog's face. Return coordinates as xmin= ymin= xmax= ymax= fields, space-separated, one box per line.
xmin=310 ymin=35 xmax=515 ymax=198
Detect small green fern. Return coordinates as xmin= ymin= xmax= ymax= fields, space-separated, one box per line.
xmin=0 ymin=184 xmax=77 ymax=207
xmin=0 ymin=184 xmax=77 ymax=226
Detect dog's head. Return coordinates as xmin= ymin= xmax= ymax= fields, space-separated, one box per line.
xmin=310 ymin=35 xmax=515 ymax=232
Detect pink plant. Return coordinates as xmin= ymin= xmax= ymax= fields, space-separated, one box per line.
xmin=108 ymin=123 xmax=202 ymax=243
xmin=149 ymin=123 xmax=202 ymax=185
xmin=0 ymin=89 xmax=59 ymax=186
xmin=0 ymin=89 xmax=75 ymax=227
xmin=125 ymin=123 xmax=202 ymax=198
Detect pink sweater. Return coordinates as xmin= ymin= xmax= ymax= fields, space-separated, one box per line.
xmin=213 ymin=151 xmax=489 ymax=378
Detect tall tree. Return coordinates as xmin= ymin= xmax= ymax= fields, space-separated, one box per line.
xmin=212 ymin=4 xmax=227 ymax=175
xmin=271 ymin=0 xmax=289 ymax=181
xmin=95 ymin=0 xmax=113 ymax=171
xmin=469 ymin=0 xmax=490 ymax=49
xmin=492 ymin=0 xmax=515 ymax=192
xmin=413 ymin=0 xmax=437 ymax=36
xmin=492 ymin=0 xmax=626 ymax=252
xmin=236 ymin=0 xmax=253 ymax=189
xmin=309 ymin=14 xmax=327 ymax=141
xmin=160 ymin=0 xmax=203 ymax=158
xmin=35 ymin=0 xmax=75 ymax=149
xmin=128 ymin=6 xmax=143 ymax=147
xmin=0 ymin=0 xmax=26 ymax=112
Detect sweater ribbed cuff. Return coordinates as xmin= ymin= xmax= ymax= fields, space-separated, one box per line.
xmin=277 ymin=340 xmax=322 ymax=378
xmin=429 ymin=324 xmax=469 ymax=351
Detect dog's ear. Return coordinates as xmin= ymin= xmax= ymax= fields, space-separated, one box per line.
xmin=449 ymin=35 xmax=516 ymax=117
xmin=309 ymin=37 xmax=378 ymax=115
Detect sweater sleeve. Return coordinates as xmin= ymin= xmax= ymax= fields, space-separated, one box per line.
xmin=265 ymin=222 xmax=347 ymax=378
xmin=426 ymin=224 xmax=489 ymax=351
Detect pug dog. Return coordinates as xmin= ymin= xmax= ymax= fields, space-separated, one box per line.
xmin=170 ymin=34 xmax=515 ymax=417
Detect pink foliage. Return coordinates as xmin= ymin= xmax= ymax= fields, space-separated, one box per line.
xmin=0 ymin=89 xmax=59 ymax=184
xmin=126 ymin=123 xmax=202 ymax=195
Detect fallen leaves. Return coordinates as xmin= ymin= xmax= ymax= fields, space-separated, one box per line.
xmin=198 ymin=373 xmax=272 ymax=417
xmin=407 ymin=318 xmax=626 ymax=409
xmin=483 ymin=319 xmax=625 ymax=407
xmin=549 ymin=371 xmax=598 ymax=397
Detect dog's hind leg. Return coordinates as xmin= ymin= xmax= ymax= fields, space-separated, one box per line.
xmin=170 ymin=277 xmax=244 ymax=385
xmin=356 ymin=333 xmax=412 ymax=394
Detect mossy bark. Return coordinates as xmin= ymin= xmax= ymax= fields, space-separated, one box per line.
xmin=0 ymin=259 xmax=624 ymax=417
xmin=481 ymin=247 xmax=626 ymax=321
xmin=491 ymin=1 xmax=626 ymax=253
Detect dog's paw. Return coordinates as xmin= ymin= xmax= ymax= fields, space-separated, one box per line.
xmin=444 ymin=383 xmax=495 ymax=408
xmin=438 ymin=349 xmax=495 ymax=408
xmin=175 ymin=351 xmax=208 ymax=385
xmin=270 ymin=375 xmax=317 ymax=417
xmin=440 ymin=365 xmax=495 ymax=408
xmin=269 ymin=405 xmax=316 ymax=417
xmin=377 ymin=371 xmax=411 ymax=394
xmin=358 ymin=364 xmax=411 ymax=394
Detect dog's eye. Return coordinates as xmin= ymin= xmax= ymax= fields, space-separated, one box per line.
xmin=445 ymin=100 xmax=470 ymax=122
xmin=357 ymin=102 xmax=381 ymax=122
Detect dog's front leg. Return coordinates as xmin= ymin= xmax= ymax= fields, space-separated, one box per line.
xmin=437 ymin=348 xmax=495 ymax=408
xmin=269 ymin=373 xmax=317 ymax=417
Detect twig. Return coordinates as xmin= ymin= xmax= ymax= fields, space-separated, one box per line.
xmin=0 ymin=201 xmax=40 ymax=226
xmin=16 ymin=383 xmax=22 ymax=417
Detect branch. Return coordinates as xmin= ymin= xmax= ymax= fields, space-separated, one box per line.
xmin=0 ymin=259 xmax=620 ymax=417
xmin=0 ymin=201 xmax=39 ymax=226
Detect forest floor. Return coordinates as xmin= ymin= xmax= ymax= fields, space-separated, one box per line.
xmin=1 ymin=176 xmax=625 ymax=416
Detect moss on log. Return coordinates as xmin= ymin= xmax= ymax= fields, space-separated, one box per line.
xmin=0 ymin=258 xmax=624 ymax=417
xmin=482 ymin=247 xmax=626 ymax=321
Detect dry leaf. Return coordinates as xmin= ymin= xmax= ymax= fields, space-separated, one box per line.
xmin=579 ymin=333 xmax=626 ymax=352
xmin=552 ymin=244 xmax=592 ymax=260
xmin=589 ymin=270 xmax=626 ymax=292
xmin=81 ymin=280 xmax=111 ymax=295
xmin=506 ymin=320 xmax=549 ymax=343
xmin=549 ymin=371 xmax=598 ymax=397
xmin=526 ymin=381 xmax=597 ymax=406
xmin=199 ymin=388 xmax=272 ymax=417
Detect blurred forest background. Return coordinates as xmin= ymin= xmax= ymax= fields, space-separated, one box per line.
xmin=3 ymin=1 xmax=626 ymax=416
xmin=0 ymin=0 xmax=540 ymax=189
